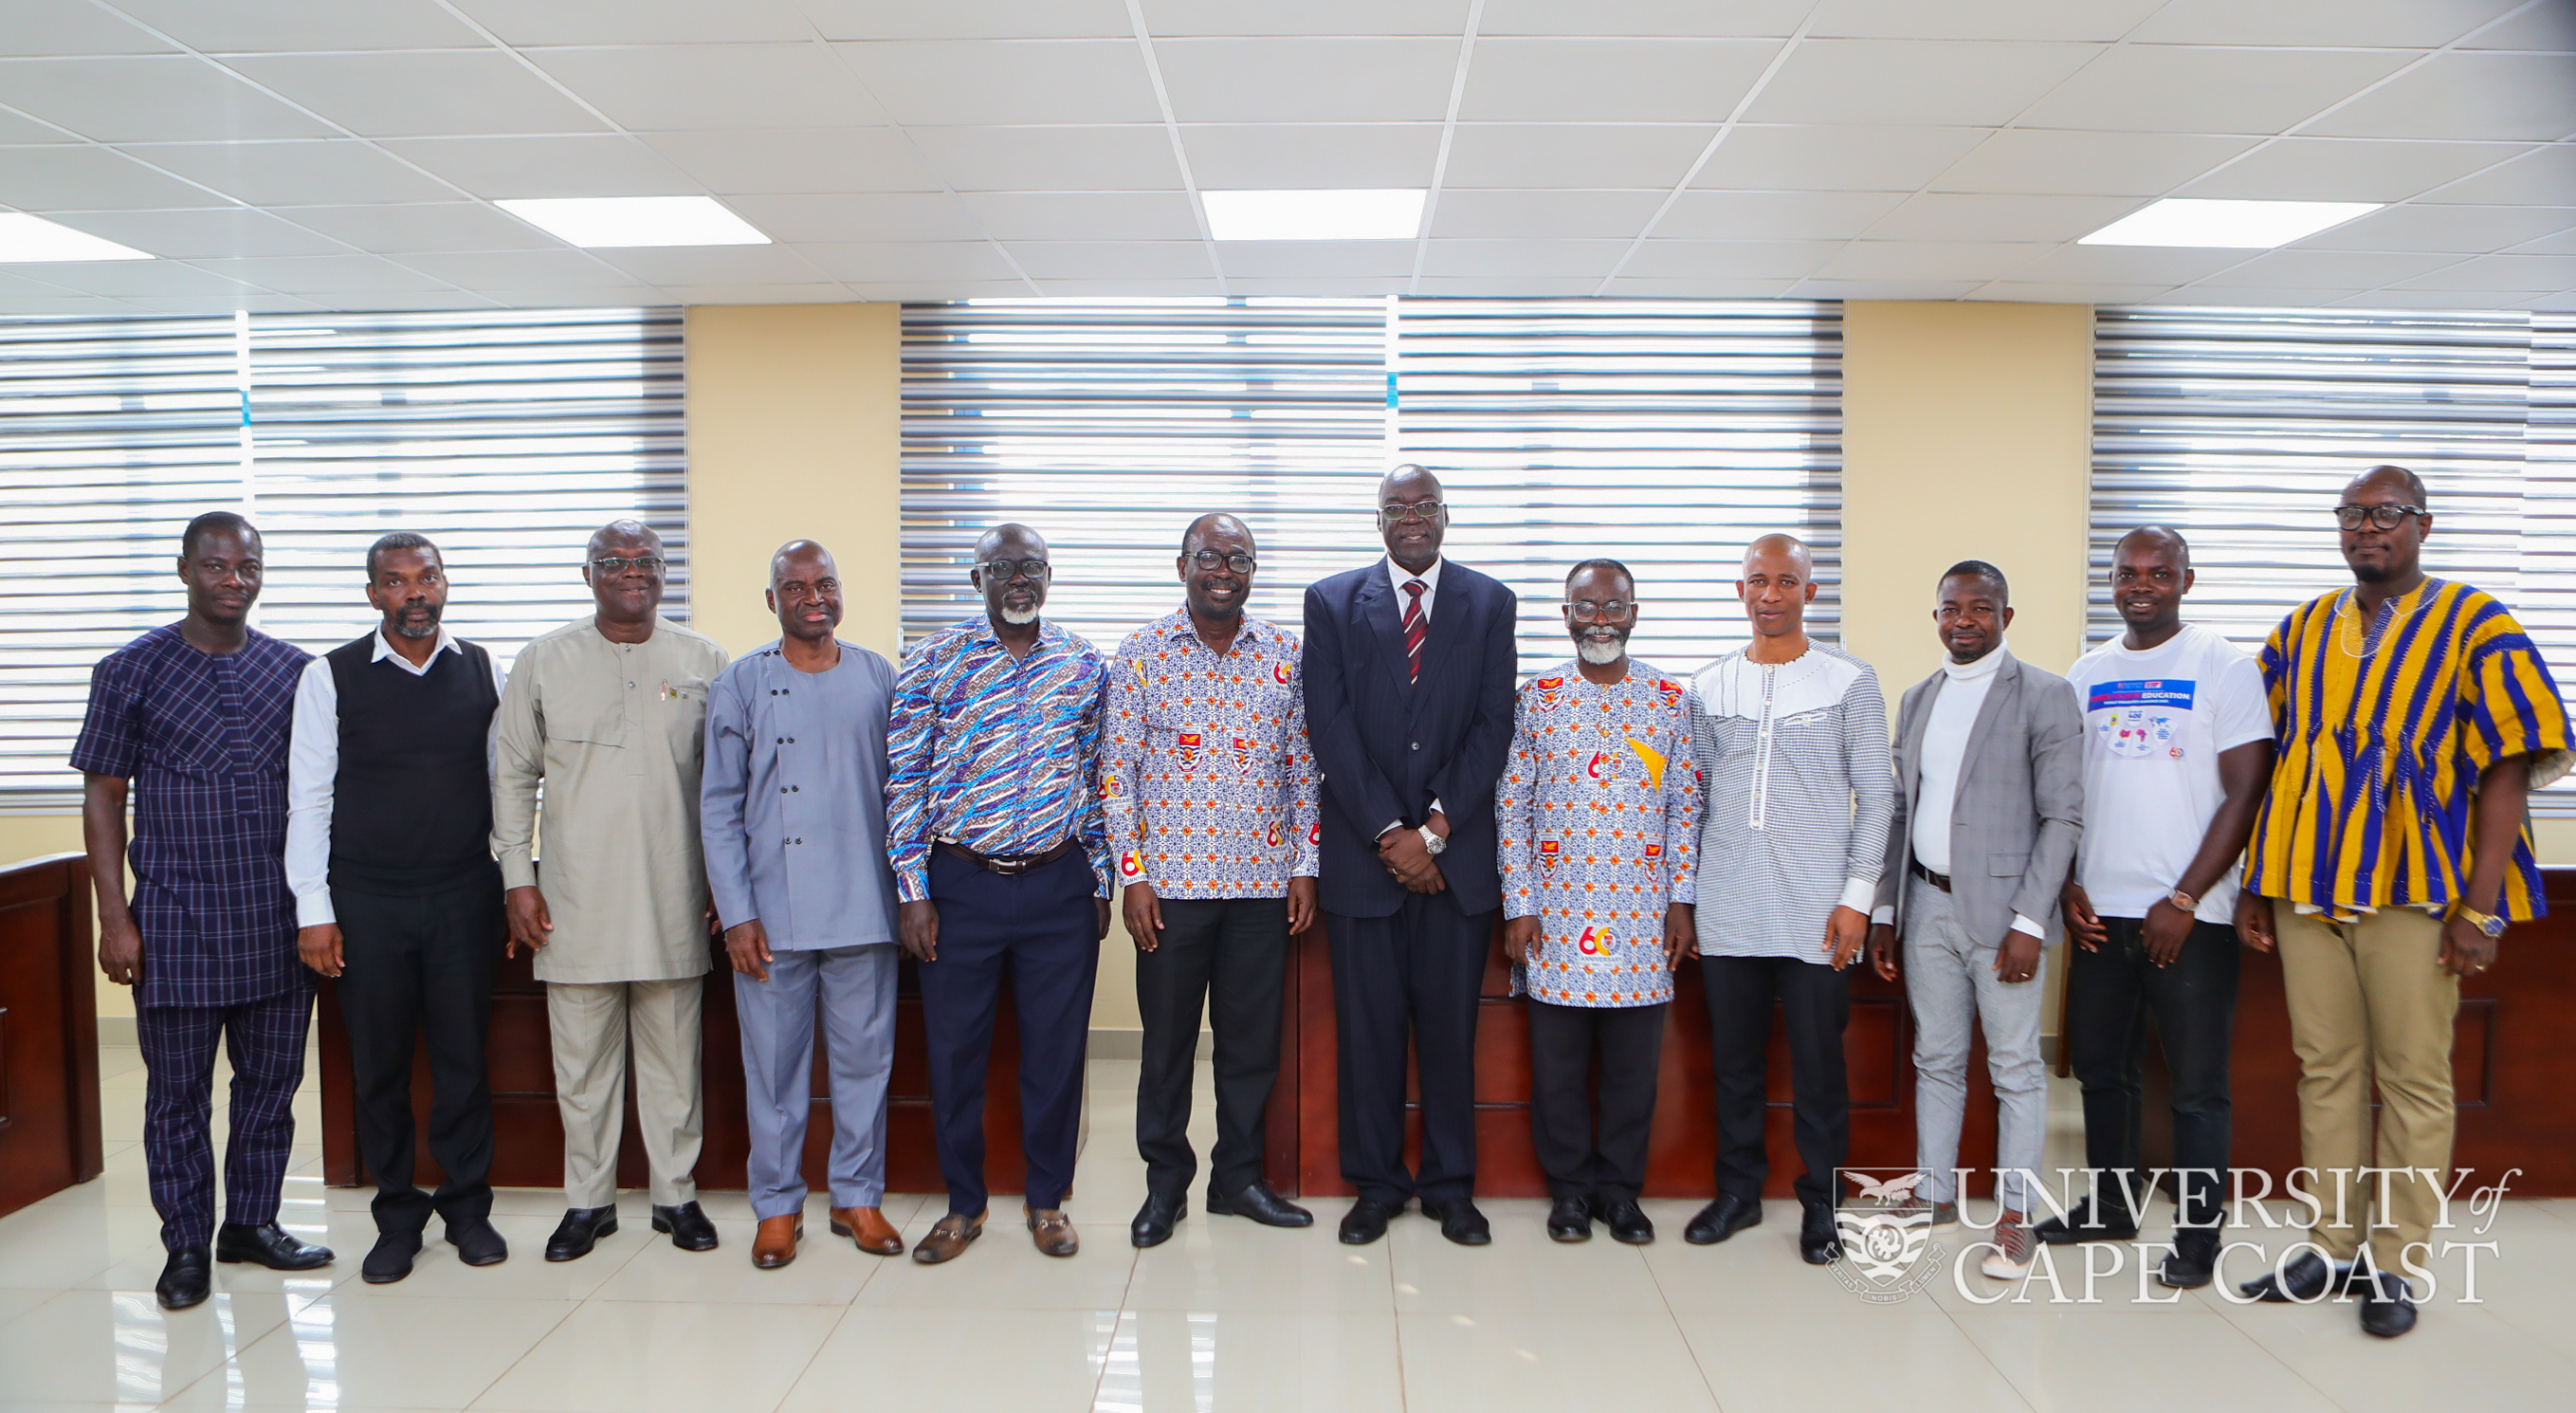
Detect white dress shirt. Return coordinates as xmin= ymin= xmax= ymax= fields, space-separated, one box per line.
xmin=1381 ymin=555 xmax=1447 ymax=838
xmin=1881 ymin=641 xmax=2043 ymax=940
xmin=284 ymin=627 xmax=506 ymax=929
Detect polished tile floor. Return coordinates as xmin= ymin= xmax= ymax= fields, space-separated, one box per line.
xmin=2 ymin=1038 xmax=2570 ymax=1411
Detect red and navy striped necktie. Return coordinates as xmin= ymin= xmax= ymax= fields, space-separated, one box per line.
xmin=1401 ymin=578 xmax=1427 ymax=682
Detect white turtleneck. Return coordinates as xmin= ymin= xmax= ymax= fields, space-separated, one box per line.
xmin=1899 ymin=641 xmax=2044 ymax=941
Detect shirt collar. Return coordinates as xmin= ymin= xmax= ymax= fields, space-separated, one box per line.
xmin=1388 ymin=556 xmax=1444 ymax=596
xmin=1160 ymin=608 xmax=1269 ymax=647
xmin=969 ymin=614 xmax=1065 ymax=653
xmin=1942 ymin=640 xmax=2011 ymax=684
xmin=373 ymin=625 xmax=462 ymax=662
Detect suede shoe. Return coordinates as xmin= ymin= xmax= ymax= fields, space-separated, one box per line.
xmin=1131 ymin=1192 xmax=1184 ymax=1248
xmin=1206 ymin=1180 xmax=1313 ymax=1228
xmin=2359 ymin=1269 xmax=2418 ymax=1338
xmin=445 ymin=1216 xmax=508 ymax=1267
xmin=911 ymin=1210 xmax=985 ymax=1265
xmin=2158 ymin=1226 xmax=2220 ymax=1290
xmin=2035 ymin=1196 xmax=2141 ymax=1246
xmin=361 ymin=1231 xmax=421 ymax=1284
xmin=1599 ymin=1198 xmax=1655 ymax=1246
xmin=651 ymin=1201 xmax=720 ymax=1253
xmin=1339 ymin=1197 xmax=1399 ymax=1245
xmin=1027 ymin=1205 xmax=1080 ymax=1257
xmin=1684 ymin=1193 xmax=1761 ymax=1246
xmin=214 ymin=1220 xmax=334 ymax=1271
xmin=1419 ymin=1198 xmax=1491 ymax=1247
xmin=543 ymin=1206 xmax=618 ymax=1262
xmin=1546 ymin=1196 xmax=1593 ymax=1243
xmin=155 ymin=1246 xmax=211 ymax=1311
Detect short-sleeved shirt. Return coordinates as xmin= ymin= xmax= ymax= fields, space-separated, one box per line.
xmin=70 ymin=624 xmax=311 ymax=1009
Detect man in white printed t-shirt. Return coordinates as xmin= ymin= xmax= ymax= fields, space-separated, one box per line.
xmin=2051 ymin=526 xmax=2275 ymax=1291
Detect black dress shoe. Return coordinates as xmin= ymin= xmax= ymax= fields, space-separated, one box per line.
xmin=544 ymin=1205 xmax=619 ymax=1262
xmin=1419 ymin=1198 xmax=1492 ymax=1246
xmin=651 ymin=1201 xmax=720 ymax=1252
xmin=1339 ymin=1198 xmax=1400 ymax=1245
xmin=2034 ymin=1196 xmax=2142 ymax=1246
xmin=1131 ymin=1192 xmax=1185 ymax=1248
xmin=446 ymin=1216 xmax=509 ymax=1267
xmin=1799 ymin=1204 xmax=1842 ymax=1265
xmin=2359 ymin=1270 xmax=2418 ymax=1338
xmin=362 ymin=1231 xmax=421 ymax=1284
xmin=155 ymin=1246 xmax=210 ymax=1311
xmin=1684 ymin=1193 xmax=1762 ymax=1246
xmin=2238 ymin=1250 xmax=2363 ymax=1303
xmin=213 ymin=1220 xmax=335 ymax=1271
xmin=2158 ymin=1227 xmax=2219 ymax=1290
xmin=1206 ymin=1180 xmax=1313 ymax=1228
xmin=1546 ymin=1197 xmax=1593 ymax=1242
xmin=1599 ymin=1198 xmax=1655 ymax=1245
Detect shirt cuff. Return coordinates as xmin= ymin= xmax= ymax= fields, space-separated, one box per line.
xmin=1380 ymin=818 xmax=1406 ymax=838
xmin=1836 ymin=877 xmax=1875 ymax=914
xmin=2010 ymin=912 xmax=2047 ymax=940
xmin=1872 ymin=905 xmax=1894 ymax=927
xmin=294 ymin=890 xmax=335 ymax=929
xmin=896 ymin=868 xmax=929 ymax=905
xmin=500 ymin=855 xmax=537 ymax=892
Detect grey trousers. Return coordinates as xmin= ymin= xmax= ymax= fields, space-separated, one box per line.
xmin=549 ymin=977 xmax=703 ymax=1209
xmin=1903 ymin=875 xmax=2048 ymax=1210
xmin=735 ymin=943 xmax=899 ymax=1220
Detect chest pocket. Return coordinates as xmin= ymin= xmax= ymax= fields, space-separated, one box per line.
xmin=658 ymin=675 xmax=712 ymax=766
xmin=548 ymin=677 xmax=627 ymax=747
xmin=1701 ymin=712 xmax=1760 ymax=760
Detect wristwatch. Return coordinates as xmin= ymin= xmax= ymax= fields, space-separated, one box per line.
xmin=2456 ymin=906 xmax=2506 ymax=939
xmin=2167 ymin=887 xmax=2200 ymax=914
xmin=1417 ymin=824 xmax=1447 ymax=856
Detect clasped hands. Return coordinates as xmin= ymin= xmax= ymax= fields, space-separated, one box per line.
xmin=1379 ymin=811 xmax=1448 ymax=893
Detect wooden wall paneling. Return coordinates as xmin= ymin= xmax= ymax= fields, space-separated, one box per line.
xmin=0 ymin=854 xmax=101 ymax=1220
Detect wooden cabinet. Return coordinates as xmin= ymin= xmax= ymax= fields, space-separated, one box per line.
xmin=0 ymin=853 xmax=103 ymax=1220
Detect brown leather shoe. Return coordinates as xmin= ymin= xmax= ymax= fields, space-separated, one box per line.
xmin=829 ymin=1206 xmax=905 ymax=1257
xmin=1026 ymin=1205 xmax=1079 ymax=1258
xmin=751 ymin=1214 xmax=802 ymax=1270
xmin=911 ymin=1210 xmax=985 ymax=1265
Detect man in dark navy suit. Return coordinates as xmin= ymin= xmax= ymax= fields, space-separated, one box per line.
xmin=1303 ymin=465 xmax=1519 ymax=1246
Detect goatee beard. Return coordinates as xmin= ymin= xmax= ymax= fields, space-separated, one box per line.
xmin=1000 ymin=605 xmax=1040 ymax=626
xmin=1577 ymin=637 xmax=1625 ymax=667
xmin=393 ymin=615 xmax=438 ymax=640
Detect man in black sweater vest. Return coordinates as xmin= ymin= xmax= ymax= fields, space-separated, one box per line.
xmin=285 ymin=532 xmax=512 ymax=1283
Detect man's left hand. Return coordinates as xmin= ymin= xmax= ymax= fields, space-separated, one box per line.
xmin=1993 ymin=929 xmax=2042 ymax=984
xmin=297 ymin=924 xmax=343 ymax=979
xmin=2439 ymin=912 xmax=2501 ymax=979
xmin=1823 ymin=905 xmax=1869 ymax=972
xmin=724 ymin=919 xmax=773 ymax=982
xmin=2142 ymin=896 xmax=2195 ymax=968
xmin=1287 ymin=876 xmax=1318 ymax=935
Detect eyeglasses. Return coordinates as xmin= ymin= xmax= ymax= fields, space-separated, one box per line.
xmin=978 ymin=558 xmax=1051 ymax=582
xmin=2334 ymin=503 xmax=2426 ymax=531
xmin=1379 ymin=500 xmax=1443 ymax=524
xmin=589 ymin=555 xmax=664 ymax=575
xmin=1186 ymin=550 xmax=1256 ymax=575
xmin=1567 ymin=599 xmax=1636 ymax=622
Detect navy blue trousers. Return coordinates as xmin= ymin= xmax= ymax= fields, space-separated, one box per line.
xmin=1326 ymin=894 xmax=1492 ymax=1207
xmin=917 ymin=848 xmax=1099 ymax=1217
xmin=136 ymin=985 xmax=313 ymax=1251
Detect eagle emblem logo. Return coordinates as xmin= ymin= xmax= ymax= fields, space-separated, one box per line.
xmin=1538 ymin=839 xmax=1561 ymax=871
xmin=1232 ymin=736 xmax=1255 ymax=774
xmin=1176 ymin=731 xmax=1201 ymax=765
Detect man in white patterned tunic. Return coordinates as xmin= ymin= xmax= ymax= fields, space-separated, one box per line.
xmin=1498 ymin=560 xmax=1701 ymax=1245
xmin=1683 ymin=534 xmax=1893 ymax=1266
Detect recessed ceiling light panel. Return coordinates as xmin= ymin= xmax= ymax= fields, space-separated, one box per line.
xmin=2079 ymin=198 xmax=2381 ymax=249
xmin=0 ymin=213 xmax=151 ymax=263
xmin=496 ymin=195 xmax=771 ymax=248
xmin=1203 ymin=189 xmax=1426 ymax=241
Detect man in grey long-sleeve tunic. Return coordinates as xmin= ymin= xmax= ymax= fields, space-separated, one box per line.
xmin=701 ymin=541 xmax=905 ymax=1268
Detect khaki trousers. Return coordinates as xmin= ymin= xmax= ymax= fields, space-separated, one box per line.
xmin=2275 ymin=907 xmax=2458 ymax=1271
xmin=547 ymin=977 xmax=704 ymax=1209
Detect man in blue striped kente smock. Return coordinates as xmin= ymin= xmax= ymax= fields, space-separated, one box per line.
xmin=2236 ymin=466 xmax=2572 ymax=1339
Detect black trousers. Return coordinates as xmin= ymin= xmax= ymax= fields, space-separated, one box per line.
xmin=1526 ymin=1000 xmax=1666 ymax=1203
xmin=1135 ymin=895 xmax=1289 ymax=1198
xmin=1325 ymin=895 xmax=1490 ymax=1207
xmin=333 ymin=866 xmax=503 ymax=1234
xmin=1703 ymin=955 xmax=1850 ymax=1209
xmin=2067 ymin=914 xmax=2239 ymax=1228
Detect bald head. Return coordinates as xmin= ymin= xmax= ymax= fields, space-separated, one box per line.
xmin=1736 ymin=532 xmax=1818 ymax=644
xmin=2115 ymin=524 xmax=2189 ymax=568
xmin=1180 ymin=513 xmax=1254 ymax=560
xmin=972 ymin=523 xmax=1050 ymax=628
xmin=588 ymin=519 xmax=660 ymax=559
xmin=768 ymin=539 xmax=842 ymax=644
xmin=2347 ymin=463 xmax=2428 ymax=507
xmin=2110 ymin=524 xmax=2193 ymax=644
xmin=1377 ymin=464 xmax=1447 ymax=574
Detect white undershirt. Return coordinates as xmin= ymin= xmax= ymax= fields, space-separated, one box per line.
xmin=1381 ymin=556 xmax=1448 ymax=838
xmin=1886 ymin=642 xmax=2042 ymax=940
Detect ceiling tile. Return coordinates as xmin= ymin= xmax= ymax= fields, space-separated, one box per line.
xmin=1431 ymin=189 xmax=1666 ymax=239
xmin=299 ymin=290 xmax=506 ymax=310
xmin=1616 ymin=239 xmax=1842 ymax=279
xmin=1478 ymin=1 xmax=1809 ymax=37
xmin=124 ymin=140 xmax=459 ymax=205
xmin=1443 ymin=124 xmax=1711 ymax=189
xmin=1789 ymin=278 xmax=1983 ymax=299
xmin=799 ymin=240 xmax=1027 ymax=283
xmin=1412 ymin=274 xmax=1614 ymax=295
xmin=590 ymin=244 xmax=834 ymax=284
xmin=800 ymin=1 xmax=1134 ymax=41
xmin=1419 ymin=237 xmax=1631 ymax=278
xmin=905 ymin=125 xmax=1181 ymax=191
xmin=1968 ymin=282 xmax=2177 ymax=303
xmin=2191 ymin=249 xmax=2467 ymax=289
xmin=489 ymin=285 xmax=672 ymax=305
xmin=843 ymin=279 xmax=1036 ymax=300
xmin=27 ymin=259 xmax=269 ymax=295
xmin=2175 ymin=138 xmax=2538 ymax=204
xmin=1811 ymin=0 xmax=2167 ymax=42
xmin=1178 ymin=123 xmax=1440 ymax=188
xmin=2460 ymin=3 xmax=2576 ymax=50
xmin=189 ymin=254 xmax=463 ymax=294
xmin=451 ymin=0 xmax=819 ymax=45
xmin=2521 ymin=290 xmax=2576 ymax=310
xmin=831 ymin=41 xmax=1161 ymax=127
xmin=657 ymin=283 xmax=857 ymax=303
xmin=1458 ymin=38 xmax=1778 ymax=123
xmin=0 ymin=3 xmax=175 ymax=57
xmin=2343 ymin=288 xmax=2543 ymax=309
xmin=375 ymin=136 xmax=700 ymax=198
xmin=1035 ymin=277 xmax=1226 ymax=295
xmin=1653 ymin=191 xmax=1904 ymax=240
xmin=1813 ymin=240 xmax=2043 ymax=281
xmin=1744 ymin=40 xmax=2101 ymax=127
xmin=642 ymin=128 xmax=937 ymax=194
xmin=2389 ymin=253 xmax=2576 ymax=292
xmin=1157 ymin=38 xmax=1459 ymax=124
xmin=274 ymin=202 xmax=563 ymax=253
xmin=958 ymin=191 xmax=1201 ymax=241
xmin=0 ymin=143 xmax=243 ymax=209
xmin=110 ymin=293 xmax=330 ymax=313
xmin=110 ymin=0 xmax=487 ymax=51
xmin=1600 ymin=276 xmax=1803 ymax=298
xmin=723 ymin=193 xmax=985 ymax=243
xmin=2126 ymin=0 xmax=2524 ymax=48
xmin=0 ymin=56 xmax=336 ymax=142
xmin=1229 ymin=275 xmax=1414 ymax=295
xmin=2016 ymin=46 xmax=2411 ymax=135
xmin=2512 ymin=227 xmax=2576 ymax=256
xmin=2161 ymin=286 xmax=2352 ymax=307
xmin=1690 ymin=123 xmax=1987 ymax=193
xmin=528 ymin=45 xmax=885 ymax=131
xmin=1860 ymin=193 xmax=2141 ymax=244
xmin=1928 ymin=129 xmax=2256 ymax=197
xmin=2293 ymin=203 xmax=2574 ymax=254
xmin=2302 ymin=53 xmax=2576 ymax=143
xmin=2004 ymin=243 xmax=2248 ymax=284
xmin=1006 ymin=240 xmax=1214 ymax=279
xmin=1211 ymin=240 xmax=1416 ymax=278
xmin=46 ymin=206 xmax=351 ymax=258
xmin=225 ymin=52 xmax=613 ymax=138
xmin=0 ymin=108 xmax=76 ymax=142
xmin=394 ymin=249 xmax=639 ymax=287
xmin=2410 ymin=144 xmax=2576 ymax=205
xmin=1142 ymin=0 xmax=1471 ymax=35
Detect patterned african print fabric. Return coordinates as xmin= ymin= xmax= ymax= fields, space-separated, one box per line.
xmin=887 ymin=615 xmax=1112 ymax=903
xmin=1497 ymin=659 xmax=1702 ymax=1008
xmin=2248 ymin=578 xmax=2572 ymax=923
xmin=1102 ymin=609 xmax=1319 ymax=898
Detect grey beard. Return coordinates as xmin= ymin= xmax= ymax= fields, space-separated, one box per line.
xmin=1577 ymin=637 xmax=1625 ymax=666
xmin=1000 ymin=604 xmax=1040 ymax=625
xmin=392 ymin=615 xmax=439 ymax=640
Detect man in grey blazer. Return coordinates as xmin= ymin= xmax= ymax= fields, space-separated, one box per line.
xmin=1866 ymin=560 xmax=2082 ymax=1283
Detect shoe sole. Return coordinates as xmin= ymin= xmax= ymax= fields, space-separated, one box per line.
xmin=360 ymin=1267 xmax=413 ymax=1284
xmin=1205 ymin=1198 xmax=1315 ymax=1228
xmin=649 ymin=1215 xmax=720 ymax=1252
xmin=1548 ymin=1226 xmax=1593 ymax=1243
xmin=544 ymin=1217 xmax=618 ymax=1262
xmin=1611 ymin=1230 xmax=1654 ymax=1246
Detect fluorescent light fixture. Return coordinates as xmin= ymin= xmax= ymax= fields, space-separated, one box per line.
xmin=0 ymin=213 xmax=151 ymax=262
xmin=1203 ymin=189 xmax=1425 ymax=241
xmin=2079 ymin=198 xmax=2381 ymax=249
xmin=495 ymin=195 xmax=769 ymax=248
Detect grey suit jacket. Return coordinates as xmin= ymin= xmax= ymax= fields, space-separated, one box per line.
xmin=1873 ymin=652 xmax=2084 ymax=946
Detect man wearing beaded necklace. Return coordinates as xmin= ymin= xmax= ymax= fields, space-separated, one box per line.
xmin=2235 ymin=465 xmax=2572 ymax=1338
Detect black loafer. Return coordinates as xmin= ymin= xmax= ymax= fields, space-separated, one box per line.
xmin=1799 ymin=1205 xmax=1842 ymax=1265
xmin=362 ymin=1231 xmax=421 ymax=1284
xmin=446 ymin=1216 xmax=509 ymax=1267
xmin=1206 ymin=1180 xmax=1313 ymax=1228
xmin=2035 ymin=1196 xmax=2141 ymax=1246
xmin=2238 ymin=1250 xmax=2362 ymax=1304
xmin=1419 ymin=1198 xmax=1492 ymax=1247
xmin=2158 ymin=1227 xmax=2219 ymax=1290
xmin=1130 ymin=1192 xmax=1184 ymax=1248
xmin=1339 ymin=1198 xmax=1400 ymax=1245
xmin=155 ymin=1246 xmax=211 ymax=1311
xmin=214 ymin=1220 xmax=335 ymax=1271
xmin=1599 ymin=1198 xmax=1655 ymax=1245
xmin=1684 ymin=1193 xmax=1762 ymax=1246
xmin=650 ymin=1201 xmax=720 ymax=1253
xmin=1546 ymin=1197 xmax=1593 ymax=1242
xmin=544 ymin=1205 xmax=619 ymax=1262
xmin=2359 ymin=1270 xmax=2418 ymax=1338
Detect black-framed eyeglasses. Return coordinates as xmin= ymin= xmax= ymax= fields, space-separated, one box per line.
xmin=2334 ymin=504 xmax=2426 ymax=531
xmin=978 ymin=558 xmax=1051 ymax=582
xmin=1379 ymin=500 xmax=1443 ymax=524
xmin=1567 ymin=599 xmax=1636 ymax=623
xmin=589 ymin=555 xmax=665 ymax=575
xmin=1185 ymin=550 xmax=1256 ymax=575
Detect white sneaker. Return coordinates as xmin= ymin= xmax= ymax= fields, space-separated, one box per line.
xmin=1981 ymin=1210 xmax=2034 ymax=1279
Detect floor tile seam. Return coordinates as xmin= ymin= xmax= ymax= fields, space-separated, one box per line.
xmin=1923 ymin=1287 xmax=2042 ymax=1413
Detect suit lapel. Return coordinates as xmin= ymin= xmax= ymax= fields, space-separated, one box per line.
xmin=1902 ymin=672 xmax=1942 ymax=819
xmin=1413 ymin=565 xmax=1469 ymax=702
xmin=1960 ymin=655 xmax=2021 ymax=788
xmin=1358 ymin=560 xmax=1411 ymax=697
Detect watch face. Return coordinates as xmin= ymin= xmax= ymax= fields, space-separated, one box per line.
xmin=2481 ymin=913 xmax=2507 ymax=937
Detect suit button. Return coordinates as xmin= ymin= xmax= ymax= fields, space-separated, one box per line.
xmin=791 ymin=785 xmax=799 ymax=792
xmin=1411 ymin=742 xmax=1419 ymax=750
xmin=780 ymin=786 xmax=789 ymax=794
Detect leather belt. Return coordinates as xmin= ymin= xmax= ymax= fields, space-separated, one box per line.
xmin=939 ymin=838 xmax=1074 ymax=876
xmin=1909 ymin=858 xmax=1953 ymax=893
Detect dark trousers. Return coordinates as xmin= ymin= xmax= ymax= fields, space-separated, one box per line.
xmin=333 ymin=869 xmax=503 ymax=1234
xmin=1703 ymin=955 xmax=1850 ymax=1209
xmin=1526 ymin=1000 xmax=1666 ymax=1203
xmin=1136 ymin=895 xmax=1288 ymax=1199
xmin=1325 ymin=895 xmax=1490 ymax=1207
xmin=2068 ymin=914 xmax=2239 ymax=1228
xmin=137 ymin=985 xmax=313 ymax=1251
xmin=917 ymin=848 xmax=1100 ymax=1217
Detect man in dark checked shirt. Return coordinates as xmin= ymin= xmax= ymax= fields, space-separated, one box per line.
xmin=76 ymin=511 xmax=335 ymax=1311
